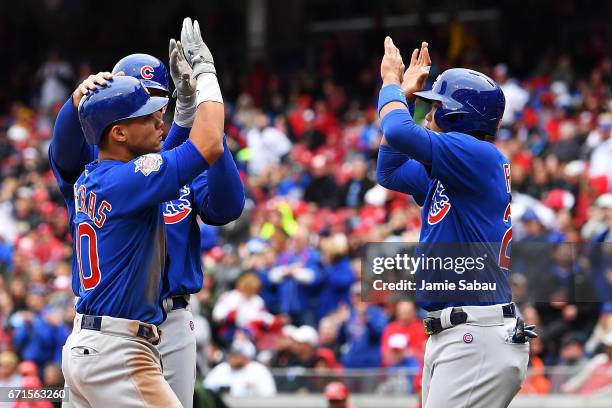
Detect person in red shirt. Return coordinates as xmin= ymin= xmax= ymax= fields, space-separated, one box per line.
xmin=324 ymin=381 xmax=357 ymax=408
xmin=381 ymin=301 xmax=427 ymax=366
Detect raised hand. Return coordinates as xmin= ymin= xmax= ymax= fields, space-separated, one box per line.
xmin=180 ymin=17 xmax=216 ymax=78
xmin=380 ymin=36 xmax=405 ymax=86
xmin=401 ymin=41 xmax=431 ymax=102
xmin=72 ymin=72 xmax=120 ymax=108
xmin=169 ymin=38 xmax=196 ymax=98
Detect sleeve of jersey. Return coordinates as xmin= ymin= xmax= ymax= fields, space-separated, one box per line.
xmin=49 ymin=98 xmax=96 ymax=184
xmin=380 ymin=108 xmax=434 ymax=165
xmin=109 ymin=140 xmax=210 ymax=214
xmin=161 ymin=122 xmax=190 ymax=152
xmin=376 ymin=144 xmax=429 ymax=206
xmin=429 ymin=131 xmax=496 ymax=193
xmin=192 ymin=137 xmax=245 ymax=225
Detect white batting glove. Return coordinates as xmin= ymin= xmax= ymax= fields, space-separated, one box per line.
xmin=169 ymin=38 xmax=196 ymax=127
xmin=180 ymin=17 xmax=223 ymax=106
xmin=180 ymin=17 xmax=216 ymax=77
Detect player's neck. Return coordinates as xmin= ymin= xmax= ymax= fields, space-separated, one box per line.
xmin=98 ymin=146 xmax=137 ymax=162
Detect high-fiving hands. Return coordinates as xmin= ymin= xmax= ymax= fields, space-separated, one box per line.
xmin=180 ymin=17 xmax=216 ymax=78
xmin=380 ymin=37 xmax=432 ymax=102
xmin=380 ymin=37 xmax=405 ymax=86
xmin=169 ymin=38 xmax=196 ymax=98
xmin=402 ymin=41 xmax=431 ymax=102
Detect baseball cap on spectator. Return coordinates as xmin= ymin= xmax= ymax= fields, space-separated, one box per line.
xmin=246 ymin=238 xmax=268 ymax=254
xmin=388 ymin=333 xmax=409 ymax=350
xmin=594 ymin=193 xmax=612 ymax=209
xmin=291 ymin=325 xmax=318 ymax=347
xmin=282 ymin=324 xmax=298 ymax=339
xmin=563 ymin=161 xmax=585 ymax=178
xmin=561 ymin=332 xmax=585 ymax=348
xmin=324 ymin=381 xmax=349 ymax=401
xmin=229 ymin=339 xmax=256 ymax=359
xmin=315 ymin=348 xmax=339 ymax=368
xmin=544 ymin=189 xmax=575 ymax=210
xmin=601 ymin=302 xmax=612 ymax=314
xmin=521 ymin=208 xmax=540 ymax=223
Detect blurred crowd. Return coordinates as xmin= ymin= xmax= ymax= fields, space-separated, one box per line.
xmin=0 ymin=34 xmax=611 ymax=404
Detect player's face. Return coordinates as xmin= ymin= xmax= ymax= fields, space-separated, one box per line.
xmin=425 ymin=102 xmax=442 ymax=132
xmin=123 ymin=110 xmax=165 ymax=156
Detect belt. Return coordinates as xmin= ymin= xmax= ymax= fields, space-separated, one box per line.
xmin=423 ymin=303 xmax=516 ymax=335
xmin=80 ymin=315 xmax=161 ymax=345
xmin=163 ymin=295 xmax=189 ymax=313
xmin=171 ymin=296 xmax=189 ymax=310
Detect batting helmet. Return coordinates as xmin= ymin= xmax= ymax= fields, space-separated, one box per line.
xmin=112 ymin=53 xmax=170 ymax=95
xmin=414 ymin=68 xmax=505 ymax=137
xmin=78 ymin=76 xmax=169 ymax=145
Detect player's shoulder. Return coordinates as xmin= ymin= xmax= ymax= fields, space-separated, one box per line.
xmin=445 ymin=131 xmax=506 ymax=161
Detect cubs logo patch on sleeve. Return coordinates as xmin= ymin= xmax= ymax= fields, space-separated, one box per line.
xmin=134 ymin=154 xmax=163 ymax=176
xmin=428 ymin=180 xmax=451 ymax=225
xmin=163 ymin=185 xmax=192 ymax=224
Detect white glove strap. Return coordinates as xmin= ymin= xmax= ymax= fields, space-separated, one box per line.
xmin=174 ymin=94 xmax=197 ymax=128
xmin=196 ymin=73 xmax=223 ymax=105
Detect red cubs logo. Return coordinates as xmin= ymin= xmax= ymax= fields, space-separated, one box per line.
xmin=140 ymin=65 xmax=154 ymax=79
xmin=428 ymin=180 xmax=451 ymax=225
xmin=164 ymin=185 xmax=192 ymax=224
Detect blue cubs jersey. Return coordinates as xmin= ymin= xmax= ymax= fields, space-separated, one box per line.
xmin=68 ymin=143 xmax=208 ymax=325
xmin=50 ymin=100 xmax=244 ymax=309
xmin=377 ymin=123 xmax=512 ymax=310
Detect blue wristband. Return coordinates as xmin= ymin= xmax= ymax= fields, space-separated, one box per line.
xmin=378 ymin=84 xmax=408 ymax=115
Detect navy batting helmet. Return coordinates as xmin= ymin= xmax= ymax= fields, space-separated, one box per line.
xmin=112 ymin=54 xmax=170 ymax=95
xmin=78 ymin=76 xmax=169 ymax=145
xmin=414 ymin=68 xmax=505 ymax=137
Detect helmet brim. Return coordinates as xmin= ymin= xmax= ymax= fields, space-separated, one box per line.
xmin=141 ymin=79 xmax=170 ymax=95
xmin=126 ymin=96 xmax=169 ymax=120
xmin=413 ymin=90 xmax=463 ymax=110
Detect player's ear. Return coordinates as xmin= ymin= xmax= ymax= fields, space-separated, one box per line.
xmin=107 ymin=124 xmax=128 ymax=143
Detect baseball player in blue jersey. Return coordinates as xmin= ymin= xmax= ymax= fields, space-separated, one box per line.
xmin=376 ymin=38 xmax=536 ymax=407
xmin=54 ymin=19 xmax=229 ymax=407
xmin=50 ymin=22 xmax=243 ymax=407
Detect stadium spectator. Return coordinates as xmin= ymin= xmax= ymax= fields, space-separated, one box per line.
xmin=550 ymin=333 xmax=589 ymax=392
xmin=318 ymin=234 xmax=355 ymax=320
xmin=204 ymin=339 xmax=277 ymax=397
xmin=561 ymin=331 xmax=612 ymax=394
xmin=324 ymin=381 xmax=356 ymax=408
xmin=381 ymin=301 xmax=426 ymax=366
xmin=212 ymin=273 xmax=279 ymax=345
xmin=377 ymin=333 xmax=421 ymax=395
xmin=337 ymin=284 xmax=387 ymax=370
xmin=0 ymin=351 xmax=21 ymax=388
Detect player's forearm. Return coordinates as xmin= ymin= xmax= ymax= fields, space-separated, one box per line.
xmin=376 ymin=144 xmax=411 ymax=190
xmin=50 ymin=98 xmax=94 ymax=182
xmin=381 ymin=109 xmax=432 ymax=164
xmin=188 ymin=101 xmax=224 ymax=164
xmin=199 ymin=137 xmax=245 ymax=225
xmin=162 ymin=122 xmax=190 ymax=152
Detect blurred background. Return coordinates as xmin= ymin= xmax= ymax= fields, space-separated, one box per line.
xmin=0 ymin=0 xmax=610 ymax=407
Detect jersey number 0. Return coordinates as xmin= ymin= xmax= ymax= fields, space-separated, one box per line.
xmin=76 ymin=223 xmax=101 ymax=290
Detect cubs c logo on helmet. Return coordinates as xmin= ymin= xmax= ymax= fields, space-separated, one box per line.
xmin=140 ymin=65 xmax=154 ymax=79
xmin=428 ymin=180 xmax=451 ymax=225
xmin=164 ymin=185 xmax=192 ymax=224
